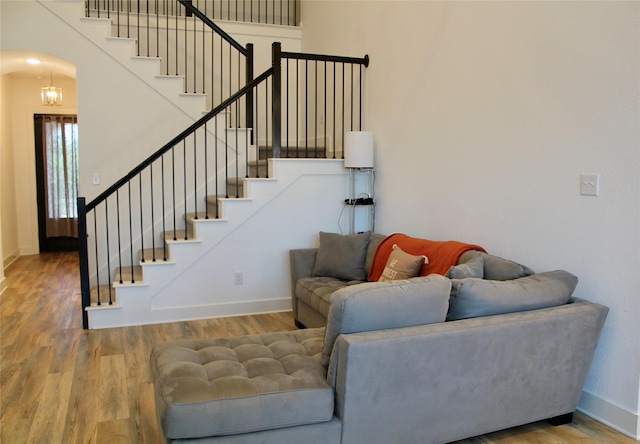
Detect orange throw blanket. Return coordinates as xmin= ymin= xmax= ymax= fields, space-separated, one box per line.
xmin=368 ymin=233 xmax=487 ymax=281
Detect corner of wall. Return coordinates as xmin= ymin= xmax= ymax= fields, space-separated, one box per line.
xmin=578 ymin=390 xmax=640 ymax=440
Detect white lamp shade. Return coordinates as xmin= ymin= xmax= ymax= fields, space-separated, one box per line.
xmin=344 ymin=131 xmax=374 ymax=168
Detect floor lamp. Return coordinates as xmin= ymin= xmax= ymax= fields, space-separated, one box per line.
xmin=344 ymin=131 xmax=374 ymax=234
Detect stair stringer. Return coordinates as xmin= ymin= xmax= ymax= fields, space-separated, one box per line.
xmin=86 ymin=158 xmax=349 ymax=329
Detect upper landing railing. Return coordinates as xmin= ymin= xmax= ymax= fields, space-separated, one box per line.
xmin=86 ymin=0 xmax=299 ymax=110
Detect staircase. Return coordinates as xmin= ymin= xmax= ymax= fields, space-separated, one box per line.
xmin=41 ymin=0 xmax=369 ymax=329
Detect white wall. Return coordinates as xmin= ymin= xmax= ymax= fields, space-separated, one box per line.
xmin=0 ymin=73 xmax=8 ymax=288
xmin=301 ymin=0 xmax=639 ymax=438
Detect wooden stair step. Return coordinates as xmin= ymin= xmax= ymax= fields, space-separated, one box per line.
xmin=114 ymin=265 xmax=143 ymax=283
xmin=90 ymin=284 xmax=116 ymax=306
xmin=184 ymin=212 xmax=220 ymax=222
xmin=138 ymin=247 xmax=170 ymax=263
xmin=163 ymin=229 xmax=196 ymax=241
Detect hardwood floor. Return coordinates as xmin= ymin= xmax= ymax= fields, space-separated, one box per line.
xmin=1 ymin=252 xmax=635 ymax=443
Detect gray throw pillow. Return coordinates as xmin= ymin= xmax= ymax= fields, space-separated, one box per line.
xmin=447 ymin=270 xmax=578 ymax=321
xmin=458 ymin=251 xmax=535 ymax=281
xmin=446 ymin=253 xmax=484 ymax=279
xmin=311 ymin=231 xmax=371 ymax=281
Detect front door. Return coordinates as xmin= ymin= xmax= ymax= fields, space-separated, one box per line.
xmin=34 ymin=114 xmax=79 ymax=252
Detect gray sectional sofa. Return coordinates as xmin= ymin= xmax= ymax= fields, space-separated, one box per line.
xmin=150 ymin=232 xmax=609 ymax=443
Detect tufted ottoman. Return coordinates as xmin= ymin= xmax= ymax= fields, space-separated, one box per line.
xmin=150 ymin=328 xmax=334 ymax=441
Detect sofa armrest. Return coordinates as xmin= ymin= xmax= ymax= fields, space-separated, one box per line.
xmin=331 ymin=299 xmax=608 ymax=444
xmin=289 ymin=248 xmax=318 ymax=320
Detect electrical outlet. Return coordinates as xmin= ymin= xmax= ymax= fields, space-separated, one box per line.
xmin=234 ymin=272 xmax=243 ymax=285
xmin=580 ymin=174 xmax=599 ymax=196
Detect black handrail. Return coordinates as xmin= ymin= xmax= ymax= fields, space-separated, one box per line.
xmin=281 ymin=51 xmax=369 ymax=67
xmin=177 ymin=0 xmax=247 ymax=55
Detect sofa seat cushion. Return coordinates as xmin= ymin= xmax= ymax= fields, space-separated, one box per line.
xmin=296 ymin=276 xmax=365 ymax=319
xmin=151 ymin=329 xmax=333 ymax=440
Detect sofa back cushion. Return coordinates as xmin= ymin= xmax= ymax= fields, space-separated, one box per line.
xmin=321 ymin=274 xmax=451 ymax=367
xmin=312 ymin=231 xmax=371 ymax=281
xmin=447 ymin=270 xmax=578 ymax=320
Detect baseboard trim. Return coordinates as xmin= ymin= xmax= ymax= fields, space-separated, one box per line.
xmin=578 ymin=390 xmax=639 ymax=440
xmin=3 ymin=250 xmax=19 ymax=270
xmin=87 ymin=297 xmax=292 ymax=329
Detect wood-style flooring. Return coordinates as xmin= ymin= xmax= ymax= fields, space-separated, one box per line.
xmin=1 ymin=252 xmax=635 ymax=443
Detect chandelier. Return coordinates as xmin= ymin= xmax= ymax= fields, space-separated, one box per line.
xmin=41 ymin=72 xmax=63 ymax=106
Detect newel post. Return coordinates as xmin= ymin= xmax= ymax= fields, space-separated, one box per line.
xmin=246 ymin=43 xmax=254 ymax=144
xmin=272 ymin=42 xmax=282 ymax=158
xmin=77 ymin=197 xmax=90 ymax=329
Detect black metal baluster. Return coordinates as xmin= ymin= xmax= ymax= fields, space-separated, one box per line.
xmin=150 ymin=163 xmax=156 ymax=261
xmin=116 ymin=189 xmax=123 ymax=284
xmin=165 ymin=1 xmax=169 ymax=75
xmin=314 ymin=59 xmax=318 ymax=156
xmin=175 ymin=4 xmax=179 ymax=75
xmin=220 ymin=36 xmax=223 ymax=106
xmin=116 ymin=0 xmax=121 ymax=37
xmin=105 ymin=200 xmax=113 ymax=304
xmin=305 ymin=59 xmax=308 ymax=156
xmin=350 ymin=63 xmax=354 ymax=131
xmin=204 ymin=123 xmax=209 ymax=218
xmin=324 ymin=61 xmax=329 ymax=158
xmin=331 ymin=62 xmax=344 ymax=157
xmin=126 ymin=0 xmax=131 ymax=39
xmin=184 ymin=11 xmax=188 ymax=92
xmin=156 ymin=0 xmax=160 ymax=59
xmin=172 ymin=145 xmax=177 ymax=239
xmin=139 ymin=172 xmax=145 ymax=262
xmin=183 ymin=139 xmax=188 ymax=238
xmin=128 ymin=182 xmax=134 ymax=282
xmin=285 ymin=58 xmax=289 ymax=157
xmin=341 ymin=62 xmax=345 ymax=155
xmin=136 ymin=0 xmax=141 ymax=56
xmin=93 ymin=210 xmax=101 ymax=305
xmin=359 ymin=63 xmax=363 ymax=131
xmin=193 ymin=7 xmax=197 ymax=94
xmin=225 ymin=105 xmax=232 ymax=197
xmin=265 ymin=80 xmax=269 ymax=174
xmin=214 ymin=115 xmax=220 ymax=218
xmin=202 ymin=14 xmax=205 ymax=94
xmin=254 ymin=87 xmax=259 ymax=171
xmin=295 ymin=59 xmax=299 ymax=156
xmin=193 ymin=132 xmax=198 ymax=219
xmin=161 ymin=154 xmax=167 ymax=260
xmin=146 ymin=0 xmax=150 ymax=57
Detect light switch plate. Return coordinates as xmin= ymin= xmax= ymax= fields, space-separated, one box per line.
xmin=580 ymin=174 xmax=599 ymax=196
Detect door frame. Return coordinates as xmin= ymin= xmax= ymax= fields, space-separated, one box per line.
xmin=33 ymin=113 xmax=79 ymax=252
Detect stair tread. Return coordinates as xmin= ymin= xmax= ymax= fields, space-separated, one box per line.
xmin=184 ymin=212 xmax=223 ymax=221
xmin=114 ymin=265 xmax=143 ymax=283
xmin=139 ymin=248 xmax=171 ymax=262
xmin=163 ymin=230 xmax=198 ymax=241
xmin=89 ymin=284 xmax=116 ymax=306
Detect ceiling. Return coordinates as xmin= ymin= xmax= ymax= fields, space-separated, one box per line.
xmin=1 ymin=49 xmax=76 ymax=80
